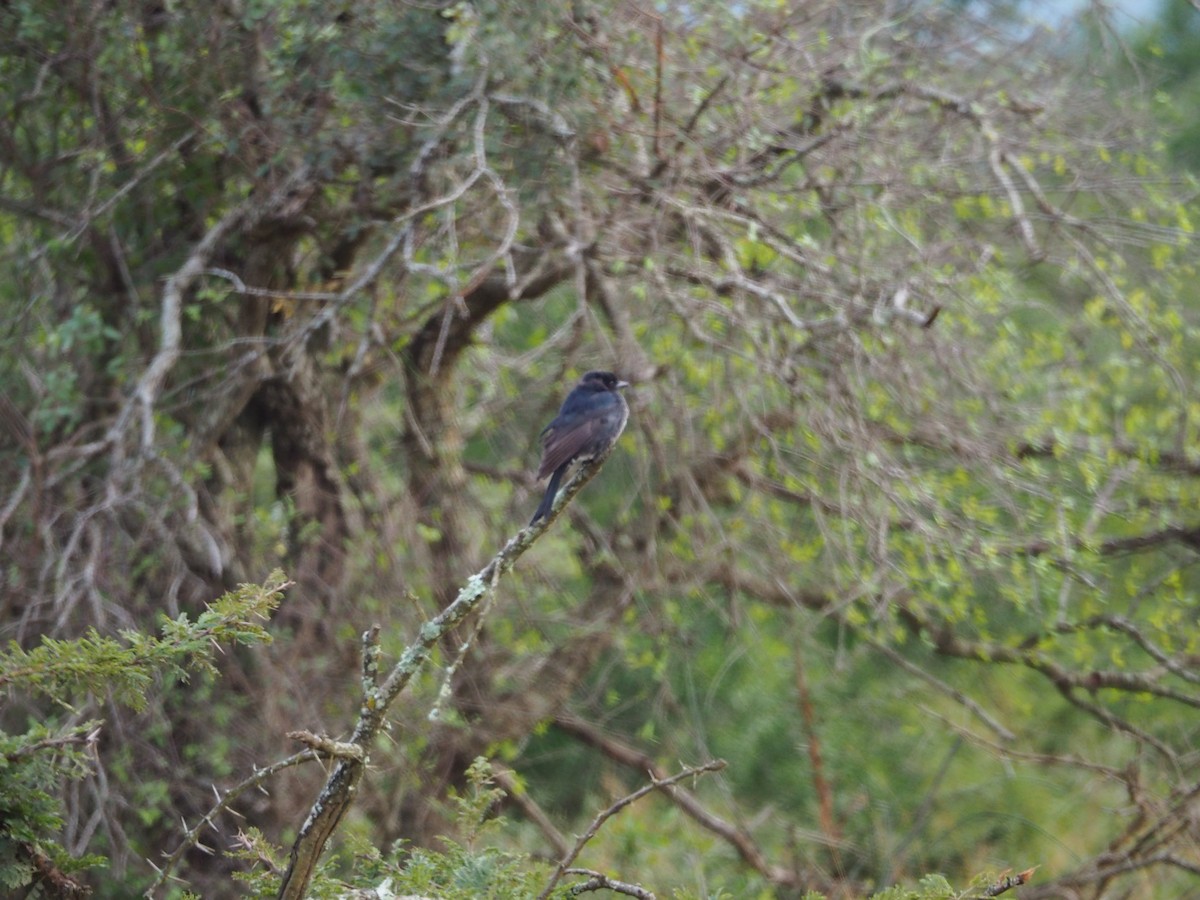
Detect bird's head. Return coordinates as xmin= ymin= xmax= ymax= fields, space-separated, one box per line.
xmin=579 ymin=371 xmax=630 ymax=392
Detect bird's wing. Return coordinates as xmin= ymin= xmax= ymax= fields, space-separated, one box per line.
xmin=535 ymin=416 xmax=604 ymax=479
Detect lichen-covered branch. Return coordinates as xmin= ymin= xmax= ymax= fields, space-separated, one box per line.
xmin=275 ymin=451 xmax=617 ymax=899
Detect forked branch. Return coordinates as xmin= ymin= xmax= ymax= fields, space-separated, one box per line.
xmin=274 ymin=450 xmax=618 ymax=899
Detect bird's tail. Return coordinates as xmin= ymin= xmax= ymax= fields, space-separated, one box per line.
xmin=530 ymin=466 xmax=566 ymax=525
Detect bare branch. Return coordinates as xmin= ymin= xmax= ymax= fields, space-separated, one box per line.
xmin=286 ymin=731 xmax=366 ymax=761
xmin=146 ymin=750 xmax=322 ymax=898
xmin=555 ymin=713 xmax=808 ymax=890
xmin=973 ymin=867 xmax=1037 ymax=898
xmin=535 ymin=759 xmax=727 ymax=900
xmin=108 ymin=165 xmax=314 ymax=458
xmin=565 ymin=868 xmax=656 ymax=899
xmin=276 ymin=450 xmax=621 ymax=900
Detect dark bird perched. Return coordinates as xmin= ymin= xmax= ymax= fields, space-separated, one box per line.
xmin=530 ymin=371 xmax=630 ymax=525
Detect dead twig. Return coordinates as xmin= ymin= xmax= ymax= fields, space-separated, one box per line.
xmin=973 ymin=867 xmax=1037 ymax=897
xmin=555 ymin=713 xmax=806 ymax=889
xmin=535 ymin=759 xmax=726 ymax=900
xmin=145 ymin=750 xmax=322 ymax=898
xmin=566 ymin=867 xmax=656 ymax=898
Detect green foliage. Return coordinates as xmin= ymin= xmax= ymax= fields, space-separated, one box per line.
xmin=0 ymin=721 xmax=107 ymax=890
xmin=2 ymin=0 xmax=1200 ymax=895
xmin=0 ymin=574 xmax=286 ymax=893
xmin=1119 ymin=0 xmax=1200 ymax=171
xmin=0 ymin=574 xmax=285 ymax=709
xmin=369 ymin=759 xmax=548 ymax=899
xmin=869 ymin=873 xmax=955 ymax=900
xmin=230 ymin=758 xmax=550 ymax=899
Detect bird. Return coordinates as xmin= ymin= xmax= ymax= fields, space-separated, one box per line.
xmin=529 ymin=370 xmax=630 ymax=525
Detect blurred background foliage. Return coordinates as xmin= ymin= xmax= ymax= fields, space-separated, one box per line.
xmin=2 ymin=0 xmax=1200 ymax=897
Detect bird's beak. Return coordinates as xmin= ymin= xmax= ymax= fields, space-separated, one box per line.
xmin=616 ymin=380 xmax=630 ymax=389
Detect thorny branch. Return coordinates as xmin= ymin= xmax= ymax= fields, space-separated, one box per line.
xmin=535 ymin=759 xmax=727 ymax=900
xmin=554 ymin=713 xmax=806 ymax=891
xmin=145 ymin=750 xmax=322 ymax=898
